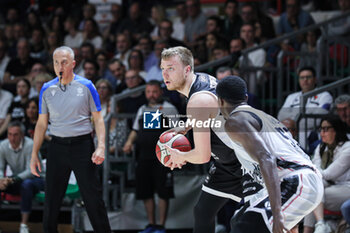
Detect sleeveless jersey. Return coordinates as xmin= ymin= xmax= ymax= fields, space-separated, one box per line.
xmin=188 ymin=73 xmax=240 ymax=172
xmin=229 ymin=104 xmax=316 ymax=186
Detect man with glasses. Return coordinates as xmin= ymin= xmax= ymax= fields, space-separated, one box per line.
xmin=277 ymin=66 xmax=333 ymax=149
xmin=334 ymin=94 xmax=350 ymax=136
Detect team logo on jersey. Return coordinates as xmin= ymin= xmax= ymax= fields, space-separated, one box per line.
xmin=51 ymin=90 xmax=56 ymax=96
xmin=143 ymin=110 xmax=162 ymax=129
xmin=77 ymin=87 xmax=84 ymax=96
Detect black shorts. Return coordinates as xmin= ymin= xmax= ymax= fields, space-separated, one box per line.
xmin=202 ymin=162 xmax=243 ymax=202
xmin=135 ymin=159 xmax=174 ymax=200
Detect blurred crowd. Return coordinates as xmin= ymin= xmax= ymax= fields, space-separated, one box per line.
xmin=0 ymin=0 xmax=350 ymax=232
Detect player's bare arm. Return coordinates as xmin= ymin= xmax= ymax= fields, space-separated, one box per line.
xmin=165 ymin=93 xmax=218 ymax=169
xmin=31 ymin=114 xmax=49 ymax=177
xmin=92 ymin=111 xmax=106 ymax=165
xmin=225 ymin=112 xmax=290 ymax=233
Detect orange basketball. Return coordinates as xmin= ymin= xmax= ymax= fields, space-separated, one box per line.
xmin=155 ymin=132 xmax=191 ymax=165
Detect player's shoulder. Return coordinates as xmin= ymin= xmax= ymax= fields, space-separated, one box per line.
xmin=188 ymin=91 xmax=217 ymax=108
xmin=74 ymin=75 xmax=97 ymax=93
xmin=41 ymin=77 xmax=59 ymax=95
xmin=74 ymin=75 xmax=94 ymax=87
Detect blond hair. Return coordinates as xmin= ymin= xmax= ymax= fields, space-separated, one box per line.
xmin=161 ymin=46 xmax=194 ymax=71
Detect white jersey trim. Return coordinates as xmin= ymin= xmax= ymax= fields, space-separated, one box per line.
xmin=202 ymin=185 xmax=242 ymax=202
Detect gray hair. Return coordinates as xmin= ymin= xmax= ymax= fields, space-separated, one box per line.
xmin=335 ymin=94 xmax=350 ymax=105
xmin=8 ymin=121 xmax=25 ymax=133
xmin=216 ymin=66 xmax=232 ymax=74
xmin=53 ymin=46 xmax=75 ymax=60
xmin=161 ymin=46 xmax=194 ymax=71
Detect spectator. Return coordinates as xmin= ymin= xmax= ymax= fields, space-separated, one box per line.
xmin=149 ymin=4 xmax=167 ymax=41
xmin=0 ymin=82 xmax=13 ymax=139
xmin=118 ymin=2 xmax=153 ymax=41
xmin=138 ymin=35 xmax=158 ymax=72
xmin=239 ymin=23 xmax=266 ymax=94
xmin=32 ymin=72 xmax=52 ymax=98
xmin=104 ymin=99 xmax=129 ymax=155
xmin=327 ymin=0 xmax=350 ymax=36
xmin=222 ymin=0 xmax=242 ymax=41
xmin=3 ymin=38 xmax=39 ymax=94
xmin=303 ymin=116 xmax=350 ymax=233
xmin=114 ymin=33 xmax=132 ymax=69
xmin=47 ymin=15 xmax=65 ymax=39
xmin=122 ymin=80 xmax=178 ymax=233
xmin=334 ymin=94 xmax=350 ymax=135
xmin=240 ymin=3 xmax=275 ymax=43
xmin=63 ymin=16 xmax=84 ymax=49
xmin=0 ymin=121 xmax=44 ymax=233
xmin=145 ymin=40 xmax=168 ymax=83
xmin=0 ymin=40 xmax=11 ymax=82
xmin=11 ymin=79 xmax=32 ymax=121
xmin=25 ymin=10 xmax=43 ymax=38
xmin=205 ymin=32 xmax=226 ymax=62
xmin=108 ymin=58 xmax=127 ymax=94
xmin=184 ymin=0 xmax=207 ymax=43
xmin=206 ymin=15 xmax=222 ymax=35
xmin=27 ymin=63 xmax=47 ymax=97
xmin=29 ymin=27 xmax=47 ymax=62
xmin=128 ymin=49 xmax=146 ymax=79
xmin=23 ymin=97 xmax=39 ymax=139
xmin=82 ymin=18 xmax=103 ymax=50
xmin=298 ymin=29 xmax=321 ymax=69
xmin=216 ymin=66 xmax=261 ymax=109
xmin=158 ymin=19 xmax=186 ymax=48
xmin=171 ymin=3 xmax=187 ymax=41
xmin=95 ymin=79 xmax=113 ymax=119
xmin=278 ymin=66 xmax=333 ymax=149
xmin=78 ymin=3 xmax=96 ymax=31
xmin=83 ymin=59 xmax=99 ymax=84
xmin=103 ymin=3 xmax=124 ymax=52
xmin=277 ymin=0 xmax=315 ymax=50
xmin=106 ymin=3 xmax=123 ymax=36
xmin=96 ymin=51 xmax=114 ymax=81
xmin=119 ymin=69 xmax=147 ymax=115
xmin=75 ymin=42 xmax=95 ymax=76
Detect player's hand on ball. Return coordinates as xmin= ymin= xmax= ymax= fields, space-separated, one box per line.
xmin=160 ymin=126 xmax=190 ymax=138
xmin=164 ymin=145 xmax=187 ymax=170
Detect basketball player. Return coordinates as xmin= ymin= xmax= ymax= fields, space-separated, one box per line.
xmin=160 ymin=46 xmax=261 ymax=233
xmin=215 ymin=76 xmax=324 ymax=233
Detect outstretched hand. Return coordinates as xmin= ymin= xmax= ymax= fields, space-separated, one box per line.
xmin=164 ymin=145 xmax=187 ymax=170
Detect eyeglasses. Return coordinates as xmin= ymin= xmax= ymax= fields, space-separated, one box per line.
xmin=318 ymin=126 xmax=334 ymax=132
xmin=299 ymin=75 xmax=314 ymax=80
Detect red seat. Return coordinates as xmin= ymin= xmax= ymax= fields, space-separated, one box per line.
xmin=1 ymin=193 xmax=21 ymax=202
xmin=324 ymin=209 xmax=342 ymax=217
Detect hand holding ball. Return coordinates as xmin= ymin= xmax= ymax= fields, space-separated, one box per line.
xmin=155 ymin=132 xmax=191 ymax=165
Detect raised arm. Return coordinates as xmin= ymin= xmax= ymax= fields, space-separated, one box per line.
xmin=225 ymin=112 xmax=289 ymax=233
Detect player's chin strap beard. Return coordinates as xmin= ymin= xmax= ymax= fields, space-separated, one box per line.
xmin=59 ymin=71 xmax=67 ymax=92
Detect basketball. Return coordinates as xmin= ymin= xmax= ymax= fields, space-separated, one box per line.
xmin=155 ymin=132 xmax=191 ymax=165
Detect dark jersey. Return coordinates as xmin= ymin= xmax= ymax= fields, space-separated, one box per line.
xmin=188 ymin=73 xmax=241 ymax=176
